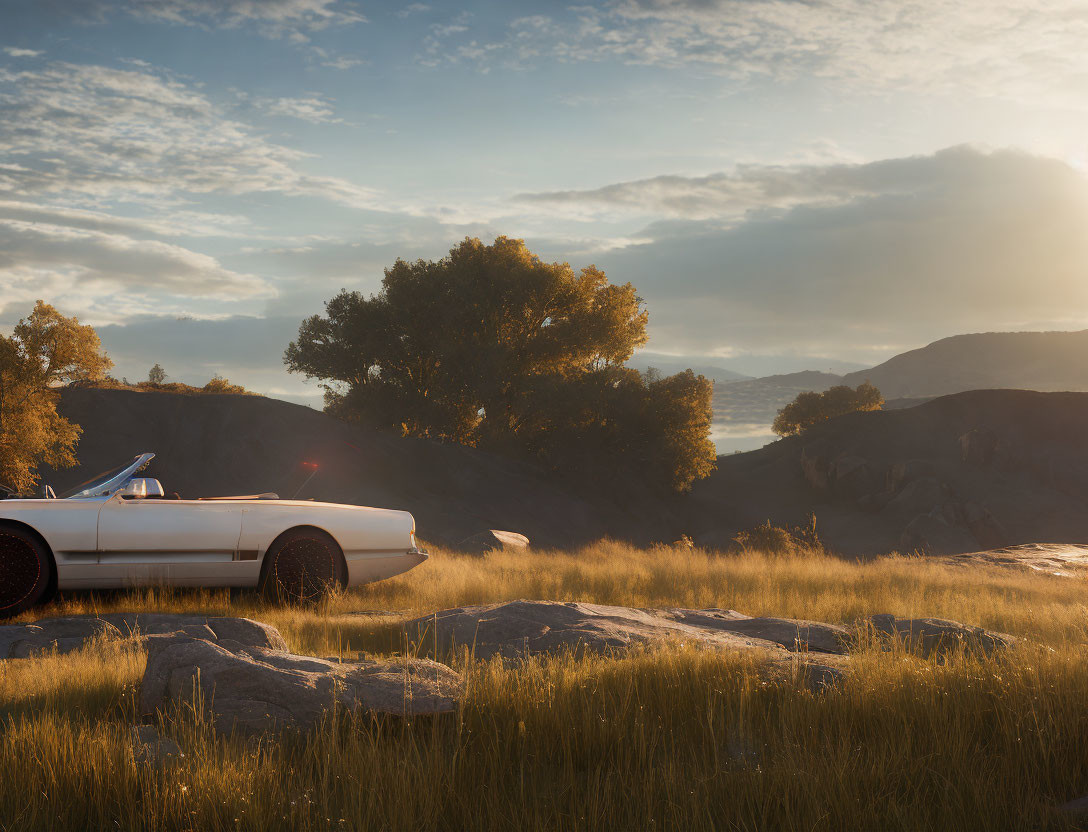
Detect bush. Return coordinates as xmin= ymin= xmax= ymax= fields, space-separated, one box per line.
xmin=732 ymin=515 xmax=823 ymax=555
xmin=772 ymin=382 xmax=883 ymax=436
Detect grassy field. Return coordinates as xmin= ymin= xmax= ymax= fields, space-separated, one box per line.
xmin=3 ymin=542 xmax=1088 ymax=831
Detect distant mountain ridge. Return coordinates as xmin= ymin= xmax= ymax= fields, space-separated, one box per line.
xmin=711 ymin=329 xmax=1088 ymax=451
xmin=842 ymin=330 xmax=1088 ymax=398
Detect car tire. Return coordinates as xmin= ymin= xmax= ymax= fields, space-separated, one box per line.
xmin=259 ymin=528 xmax=346 ymax=604
xmin=0 ymin=525 xmax=52 ymax=618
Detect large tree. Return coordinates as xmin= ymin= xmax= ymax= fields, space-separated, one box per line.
xmin=286 ymin=237 xmax=716 ymax=491
xmin=0 ymin=301 xmax=112 ymax=493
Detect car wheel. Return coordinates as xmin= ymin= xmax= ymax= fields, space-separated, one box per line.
xmin=259 ymin=528 xmax=345 ymax=604
xmin=0 ymin=526 xmax=51 ymax=618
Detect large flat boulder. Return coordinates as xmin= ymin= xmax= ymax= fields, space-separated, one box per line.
xmin=99 ymin=613 xmax=287 ymax=650
xmin=404 ymin=600 xmax=851 ymax=659
xmin=937 ymin=543 xmax=1088 ymax=577
xmin=139 ymin=635 xmax=461 ymax=734
xmin=867 ymin=614 xmax=1015 ymax=655
xmin=0 ymin=614 xmax=287 ymax=659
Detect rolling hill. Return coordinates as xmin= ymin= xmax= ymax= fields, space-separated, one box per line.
xmin=688 ymin=388 xmax=1088 ymax=556
xmin=711 ymin=329 xmax=1088 ymax=450
xmin=842 ymin=330 xmax=1088 ymax=398
xmin=45 ymin=387 xmax=669 ymax=548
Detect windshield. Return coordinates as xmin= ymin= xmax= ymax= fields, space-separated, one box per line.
xmin=59 ymin=453 xmax=155 ymax=498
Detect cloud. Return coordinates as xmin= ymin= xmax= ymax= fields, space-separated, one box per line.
xmin=0 ymin=199 xmax=253 ymax=238
xmin=3 ymin=47 xmax=42 ymax=57
xmin=426 ymin=1 xmax=1088 ymax=106
xmin=0 ymin=219 xmax=272 ymax=311
xmin=587 ymin=147 xmax=1088 ymax=360
xmin=517 ymin=145 xmax=1080 ymax=220
xmin=259 ymin=94 xmax=342 ymax=123
xmin=397 ymin=4 xmax=430 ymax=18
xmin=0 ymin=60 xmax=379 ymax=208
xmin=45 ymin=0 xmax=363 ymax=37
xmin=321 ymin=56 xmax=364 ymax=70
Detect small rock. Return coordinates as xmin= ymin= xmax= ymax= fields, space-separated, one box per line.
xmin=1060 ymin=795 xmax=1088 ymax=819
xmin=139 ymin=635 xmax=461 ymax=735
xmin=458 ymin=530 xmax=530 ymax=554
xmin=0 ymin=617 xmax=122 ymax=659
xmin=0 ymin=615 xmax=288 ymax=659
xmin=101 ymin=614 xmax=288 ymax=651
xmin=130 ymin=725 xmax=183 ymax=765
xmin=864 ymin=614 xmax=1015 ymax=656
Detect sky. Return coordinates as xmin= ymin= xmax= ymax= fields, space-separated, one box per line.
xmin=4 ymin=0 xmax=1088 ymax=406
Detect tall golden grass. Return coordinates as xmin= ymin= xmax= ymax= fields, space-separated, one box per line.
xmin=2 ymin=543 xmax=1086 ymax=830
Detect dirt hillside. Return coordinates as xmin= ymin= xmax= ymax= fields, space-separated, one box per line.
xmin=688 ymin=389 xmax=1088 ymax=556
xmin=44 ymin=386 xmax=1088 ymax=557
xmin=47 ymin=387 xmax=666 ymax=547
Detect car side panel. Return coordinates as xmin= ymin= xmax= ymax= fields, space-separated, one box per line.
xmin=79 ymin=495 xmax=254 ymax=589
xmin=0 ymin=500 xmax=103 ymax=588
xmin=238 ymin=501 xmax=418 ymax=586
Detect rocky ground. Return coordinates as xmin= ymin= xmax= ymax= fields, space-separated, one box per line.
xmin=0 ymin=603 xmax=1016 ymax=737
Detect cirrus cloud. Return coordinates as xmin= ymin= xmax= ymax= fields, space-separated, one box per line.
xmin=0 ymin=61 xmax=379 ymax=208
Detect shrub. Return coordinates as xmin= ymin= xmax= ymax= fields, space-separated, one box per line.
xmin=772 ymin=382 xmax=883 ymax=436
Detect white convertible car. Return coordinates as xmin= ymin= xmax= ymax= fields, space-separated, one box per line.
xmin=0 ymin=453 xmax=428 ymax=617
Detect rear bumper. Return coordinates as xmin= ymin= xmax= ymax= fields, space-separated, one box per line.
xmin=344 ymin=547 xmax=429 ymax=587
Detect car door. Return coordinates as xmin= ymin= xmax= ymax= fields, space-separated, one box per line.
xmin=95 ymin=495 xmax=246 ymax=587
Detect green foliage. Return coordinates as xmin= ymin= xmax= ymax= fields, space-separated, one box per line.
xmin=0 ymin=301 xmax=112 ymax=493
xmin=146 ymin=363 xmax=167 ymax=385
xmin=772 ymin=381 xmax=884 ymax=437
xmin=286 ymin=236 xmax=716 ymax=491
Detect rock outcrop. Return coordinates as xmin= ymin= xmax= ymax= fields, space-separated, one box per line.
xmin=0 ymin=614 xmax=287 ymax=659
xmin=0 ymin=617 xmax=121 ymax=659
xmin=938 ymin=543 xmax=1088 ymax=577
xmin=403 ymin=600 xmax=852 ymax=663
xmin=101 ymin=614 xmax=288 ymax=650
xmin=139 ymin=635 xmax=461 ymax=734
xmin=899 ymin=512 xmax=978 ymax=554
xmin=867 ymin=614 xmax=1015 ymax=656
xmin=404 ymin=600 xmax=1014 ymax=682
xmin=458 ymin=530 xmax=531 ymax=554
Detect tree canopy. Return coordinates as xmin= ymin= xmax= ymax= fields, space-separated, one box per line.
xmin=0 ymin=301 xmax=112 ymax=493
xmin=772 ymin=382 xmax=884 ymax=437
xmin=286 ymin=236 xmax=716 ymax=491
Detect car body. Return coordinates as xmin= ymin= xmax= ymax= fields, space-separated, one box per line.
xmin=0 ymin=453 xmax=428 ymax=597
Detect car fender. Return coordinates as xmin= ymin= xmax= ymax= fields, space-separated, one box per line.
xmin=237 ymin=501 xmax=416 ymax=562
